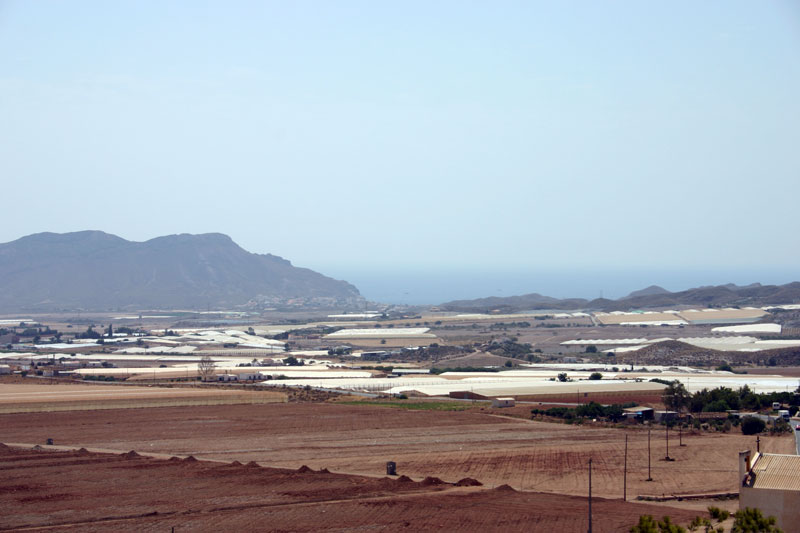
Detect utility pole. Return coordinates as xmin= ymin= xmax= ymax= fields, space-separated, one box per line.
xmin=623 ymin=434 xmax=628 ymax=501
xmin=588 ymin=458 xmax=593 ymax=533
xmin=757 ymin=435 xmax=761 ymax=453
xmin=665 ymin=423 xmax=671 ymax=461
xmin=647 ymin=428 xmax=653 ymax=481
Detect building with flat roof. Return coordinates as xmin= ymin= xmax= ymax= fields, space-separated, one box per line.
xmin=491 ymin=397 xmax=515 ymax=408
xmin=739 ymin=451 xmax=800 ymax=530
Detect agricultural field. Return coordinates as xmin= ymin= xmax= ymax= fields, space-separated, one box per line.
xmin=0 ymin=444 xmax=700 ymax=532
xmin=0 ymin=382 xmax=286 ymax=413
xmin=3 ymin=307 xmax=800 ymax=531
xmin=0 ymin=402 xmax=791 ymax=501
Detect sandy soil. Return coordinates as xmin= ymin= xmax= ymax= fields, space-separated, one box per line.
xmin=0 ymin=444 xmax=700 ymax=532
xmin=0 ymin=403 xmax=791 ymax=501
xmin=0 ymin=382 xmax=286 ymax=413
xmin=739 ymin=366 xmax=800 ymax=377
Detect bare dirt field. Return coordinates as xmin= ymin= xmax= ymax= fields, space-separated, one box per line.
xmin=0 ymin=444 xmax=700 ymax=532
xmin=0 ymin=403 xmax=791 ymax=502
xmin=0 ymin=383 xmax=286 ymax=413
xmin=739 ymin=366 xmax=800 ymax=377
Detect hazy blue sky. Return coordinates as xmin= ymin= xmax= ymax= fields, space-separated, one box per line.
xmin=1 ymin=1 xmax=798 ymax=303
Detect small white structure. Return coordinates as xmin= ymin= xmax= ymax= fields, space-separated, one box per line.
xmin=216 ymin=374 xmax=239 ymax=382
xmin=492 ymin=397 xmax=516 ymax=408
xmin=0 ymin=364 xmax=11 ymax=375
xmin=237 ymin=372 xmax=264 ymax=381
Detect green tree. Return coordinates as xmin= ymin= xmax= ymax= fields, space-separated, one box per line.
xmin=663 ymin=381 xmax=691 ymax=413
xmin=589 ymin=372 xmax=603 ymax=380
xmin=557 ymin=372 xmax=569 ymax=382
xmin=741 ymin=416 xmax=766 ymax=435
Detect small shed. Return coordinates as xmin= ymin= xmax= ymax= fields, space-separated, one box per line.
xmin=492 ymin=397 xmax=516 ymax=408
xmin=0 ymin=364 xmax=11 ymax=375
xmin=655 ymin=410 xmax=678 ymax=423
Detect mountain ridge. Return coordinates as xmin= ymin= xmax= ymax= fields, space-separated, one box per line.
xmin=440 ymin=281 xmax=800 ymax=313
xmin=0 ymin=231 xmax=362 ymax=312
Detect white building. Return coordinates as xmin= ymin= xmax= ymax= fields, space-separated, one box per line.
xmin=491 ymin=397 xmax=516 ymax=408
xmin=739 ymin=451 xmax=800 ymax=530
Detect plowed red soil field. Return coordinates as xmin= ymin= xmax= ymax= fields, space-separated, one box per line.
xmin=0 ymin=403 xmax=792 ymax=502
xmin=0 ymin=444 xmax=699 ymax=532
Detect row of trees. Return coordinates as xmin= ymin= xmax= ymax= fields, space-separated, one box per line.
xmin=662 ymin=382 xmax=799 ymax=414
xmin=531 ymin=401 xmax=636 ymax=422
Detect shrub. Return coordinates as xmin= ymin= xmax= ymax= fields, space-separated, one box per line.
xmin=708 ymin=506 xmax=730 ymax=522
xmin=732 ymin=507 xmax=781 ymax=532
xmin=741 ymin=416 xmax=766 ymax=435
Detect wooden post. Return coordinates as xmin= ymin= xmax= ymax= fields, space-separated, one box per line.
xmin=588 ymin=458 xmax=593 ymax=533
xmin=623 ymin=434 xmax=628 ymax=501
xmin=647 ymin=428 xmax=653 ymax=481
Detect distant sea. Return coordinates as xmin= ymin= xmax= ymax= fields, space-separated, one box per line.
xmin=328 ymin=268 xmax=799 ymax=306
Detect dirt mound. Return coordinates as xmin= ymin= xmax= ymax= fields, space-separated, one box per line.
xmin=396 ymin=475 xmax=414 ymax=483
xmin=183 ymin=455 xmax=198 ymax=463
xmin=229 ymin=460 xmax=243 ymax=467
xmin=121 ymin=450 xmax=140 ymax=459
xmin=76 ymin=448 xmax=90 ymax=456
xmin=168 ymin=456 xmax=182 ymax=462
xmin=296 ymin=465 xmax=313 ymax=473
xmin=31 ymin=445 xmax=43 ymax=451
xmin=245 ymin=461 xmax=260 ymax=468
xmin=0 ymin=442 xmax=10 ymax=453
xmin=318 ymin=468 xmax=330 ymax=474
xmin=621 ymin=340 xmax=723 ymax=366
xmin=440 ymin=351 xmax=516 ymax=367
xmin=421 ymin=476 xmax=446 ymax=486
xmin=494 ymin=484 xmax=516 ymax=492
xmin=455 ymin=477 xmax=483 ymax=486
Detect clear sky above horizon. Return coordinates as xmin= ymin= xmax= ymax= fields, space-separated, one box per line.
xmin=1 ymin=1 xmax=799 ymax=302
